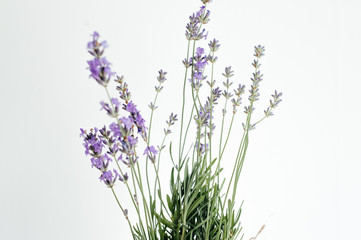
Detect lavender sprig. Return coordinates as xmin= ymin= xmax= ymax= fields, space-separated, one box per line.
xmin=190 ymin=47 xmax=208 ymax=91
xmin=185 ymin=6 xmax=209 ymax=41
xmin=87 ymin=32 xmax=115 ymax=87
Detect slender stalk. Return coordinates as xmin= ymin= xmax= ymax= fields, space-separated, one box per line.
xmin=153 ymin=125 xmax=172 ymax=217
xmin=135 ymin=158 xmax=156 ymax=239
xmin=179 ymin=40 xmax=191 ymax=161
xmin=112 ymin=155 xmax=147 ymax=237
xmin=205 ymin=51 xmax=215 ymax=238
xmin=145 ymin=82 xmax=161 ymax=230
xmin=219 ymin=112 xmax=235 ymax=160
xmin=110 ymin=187 xmax=136 ymax=239
xmin=129 ymin=159 xmax=152 ymax=239
xmin=218 ymin=92 xmax=229 ymax=185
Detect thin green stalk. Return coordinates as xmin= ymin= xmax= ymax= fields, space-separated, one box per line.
xmin=152 ymin=163 xmax=171 ymax=217
xmin=219 ymin=112 xmax=236 ymax=160
xmin=112 ymin=155 xmax=147 ymax=237
xmin=135 ymin=159 xmax=156 ymax=239
xmin=179 ymin=40 xmax=191 ymax=161
xmin=205 ymin=51 xmax=215 ymax=238
xmin=253 ymin=115 xmax=266 ymax=126
xmin=129 ymin=159 xmax=152 ymax=240
xmin=218 ymin=94 xmax=229 ymax=185
xmin=144 ymin=83 xmax=161 ymax=230
xmin=110 ymin=187 xmax=136 ymax=239
xmin=153 ymin=126 xmax=172 ymax=217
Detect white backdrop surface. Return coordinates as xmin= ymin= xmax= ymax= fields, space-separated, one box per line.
xmin=0 ymin=0 xmax=360 ymax=239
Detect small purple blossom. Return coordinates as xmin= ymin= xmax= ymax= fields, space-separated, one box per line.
xmin=81 ymin=128 xmax=104 ymax=156
xmin=185 ymin=6 xmax=210 ymax=40
xmin=190 ymin=47 xmax=208 ymax=90
xmin=144 ymin=146 xmax=158 ymax=163
xmin=208 ymin=38 xmax=220 ymax=52
xmin=121 ymin=155 xmax=138 ymax=167
xmin=119 ymin=136 xmax=137 ymax=156
xmin=125 ymin=101 xmax=138 ymax=114
xmin=99 ymin=170 xmax=118 ymax=187
xmin=120 ymin=117 xmax=133 ymax=132
xmin=87 ymin=32 xmax=115 ymax=87
xmin=128 ymin=136 xmax=138 ymax=146
xmin=123 ymin=101 xmax=147 ymax=141
xmin=109 ymin=122 xmax=121 ymax=138
xmin=114 ymin=169 xmax=128 ymax=182
xmin=115 ymin=76 xmax=132 ymax=102
xmin=91 ymin=154 xmax=112 ymax=171
xmin=195 ymin=141 xmax=208 ymax=155
xmin=100 ymin=100 xmax=119 ymax=118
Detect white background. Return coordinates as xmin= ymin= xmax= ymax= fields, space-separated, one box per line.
xmin=0 ymin=0 xmax=360 ymax=239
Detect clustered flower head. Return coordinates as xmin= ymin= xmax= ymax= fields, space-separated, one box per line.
xmin=123 ymin=101 xmax=147 ymax=141
xmin=264 ymin=90 xmax=283 ymax=117
xmin=185 ymin=6 xmax=210 ymax=40
xmin=87 ymin=31 xmax=115 ymax=87
xmin=150 ymin=70 xmax=168 ymax=110
xmin=195 ymin=87 xmax=222 ymax=135
xmin=144 ymin=146 xmax=158 ymax=164
xmin=247 ymin=46 xmax=266 ymax=107
xmin=115 ymin=75 xmax=131 ymax=103
xmin=195 ymin=140 xmax=208 ymax=156
xmin=100 ymin=98 xmax=120 ymax=118
xmin=208 ymin=38 xmax=220 ymax=52
xmin=190 ymin=47 xmax=208 ymax=90
xmin=231 ymin=84 xmax=246 ymax=113
xmin=80 ymin=127 xmax=127 ymax=187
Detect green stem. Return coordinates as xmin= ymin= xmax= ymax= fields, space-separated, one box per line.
xmin=145 ymin=84 xmax=161 ymax=228
xmin=205 ymin=51 xmax=215 ymax=238
xmin=110 ymin=187 xmax=136 ymax=239
xmin=179 ymin=40 xmax=191 ymax=161
xmin=112 ymin=155 xmax=147 ymax=237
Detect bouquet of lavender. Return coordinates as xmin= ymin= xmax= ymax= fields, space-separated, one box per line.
xmin=80 ymin=1 xmax=282 ymax=239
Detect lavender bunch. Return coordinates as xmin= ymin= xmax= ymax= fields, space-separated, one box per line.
xmin=80 ymin=1 xmax=282 ymax=239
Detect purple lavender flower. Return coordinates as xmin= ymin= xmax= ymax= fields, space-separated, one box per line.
xmin=99 ymin=170 xmax=119 ymax=187
xmin=190 ymin=47 xmax=208 ymax=90
xmin=120 ymin=155 xmax=139 ymax=167
xmin=81 ymin=128 xmax=104 ymax=157
xmin=195 ymin=141 xmax=208 ymax=155
xmin=114 ymin=169 xmax=129 ymax=182
xmin=109 ymin=122 xmax=121 ymax=138
xmin=185 ymin=6 xmax=209 ymax=41
xmin=120 ymin=116 xmax=133 ymax=132
xmin=195 ymin=87 xmax=221 ymax=130
xmin=115 ymin=76 xmax=132 ymax=102
xmin=118 ymin=136 xmax=137 ymax=156
xmin=208 ymin=38 xmax=220 ymax=52
xmin=157 ymin=70 xmax=167 ymax=84
xmin=125 ymin=101 xmax=138 ymax=114
xmin=128 ymin=136 xmax=138 ymax=146
xmin=87 ymin=32 xmax=115 ymax=87
xmin=144 ymin=146 xmax=158 ymax=163
xmin=100 ymin=99 xmax=119 ymax=118
xmin=91 ymin=154 xmax=112 ymax=171
xmin=123 ymin=102 xmax=147 ymax=141
xmin=79 ymin=128 xmax=86 ymax=138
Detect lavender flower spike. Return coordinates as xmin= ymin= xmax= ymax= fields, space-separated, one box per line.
xmin=87 ymin=31 xmax=115 ymax=87
xmin=144 ymin=146 xmax=158 ymax=163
